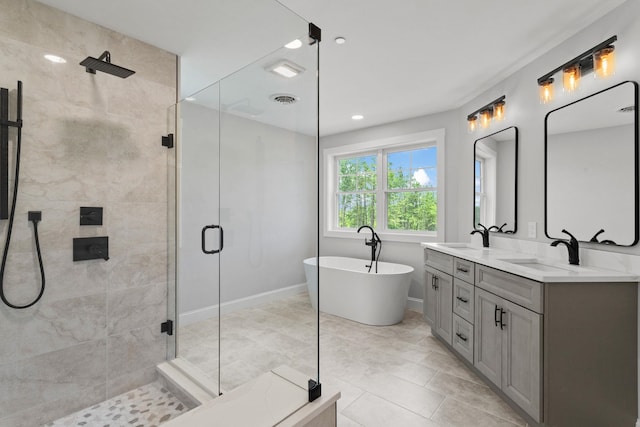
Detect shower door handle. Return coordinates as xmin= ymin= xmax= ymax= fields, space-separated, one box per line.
xmin=201 ymin=225 xmax=223 ymax=254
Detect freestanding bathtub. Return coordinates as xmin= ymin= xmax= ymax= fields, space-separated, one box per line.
xmin=303 ymin=256 xmax=414 ymax=326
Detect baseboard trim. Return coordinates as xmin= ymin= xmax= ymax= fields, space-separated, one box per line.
xmin=407 ymin=297 xmax=423 ymax=314
xmin=635 ymin=418 xmax=640 ymax=427
xmin=180 ymin=283 xmax=308 ymax=326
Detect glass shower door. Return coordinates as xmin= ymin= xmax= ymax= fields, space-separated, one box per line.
xmin=218 ymin=31 xmax=319 ymax=393
xmin=174 ymin=82 xmax=222 ymax=393
xmin=172 ymin=20 xmax=320 ymax=406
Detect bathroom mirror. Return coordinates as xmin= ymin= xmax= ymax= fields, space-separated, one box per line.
xmin=545 ymin=80 xmax=639 ymax=246
xmin=474 ymin=126 xmax=518 ymax=233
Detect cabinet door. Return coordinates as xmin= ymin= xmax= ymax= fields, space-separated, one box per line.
xmin=474 ymin=288 xmax=502 ymax=387
xmin=501 ymin=299 xmax=541 ymax=422
xmin=434 ymin=272 xmax=453 ymax=345
xmin=424 ymin=268 xmax=437 ymax=326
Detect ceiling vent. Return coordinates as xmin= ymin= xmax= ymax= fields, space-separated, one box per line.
xmin=270 ymin=94 xmax=298 ymax=105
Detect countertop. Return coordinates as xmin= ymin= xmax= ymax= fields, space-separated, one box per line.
xmin=421 ymin=242 xmax=639 ymax=283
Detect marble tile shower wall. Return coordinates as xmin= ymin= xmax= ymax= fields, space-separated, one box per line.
xmin=0 ymin=1 xmax=177 ymax=426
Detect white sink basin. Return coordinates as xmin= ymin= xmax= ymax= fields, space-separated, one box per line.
xmin=438 ymin=243 xmax=490 ymax=252
xmin=498 ymin=258 xmax=567 ymax=272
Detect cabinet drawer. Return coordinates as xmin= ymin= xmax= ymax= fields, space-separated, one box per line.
xmin=452 ymin=314 xmax=474 ymax=364
xmin=424 ymin=248 xmax=453 ymax=275
xmin=475 ymin=265 xmax=543 ymax=313
xmin=453 ymin=258 xmax=475 ymax=283
xmin=453 ymin=279 xmax=474 ymax=324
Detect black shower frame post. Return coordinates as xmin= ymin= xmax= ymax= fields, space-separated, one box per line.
xmin=308 ymin=21 xmax=322 ymax=404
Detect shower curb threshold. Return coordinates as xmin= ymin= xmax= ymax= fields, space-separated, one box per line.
xmin=157 ymin=358 xmax=218 ymax=407
xmin=159 ymin=362 xmax=340 ymax=426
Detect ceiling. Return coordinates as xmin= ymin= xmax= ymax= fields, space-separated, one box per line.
xmin=37 ymin=0 xmax=629 ymax=136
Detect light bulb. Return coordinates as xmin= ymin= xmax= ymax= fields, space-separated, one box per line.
xmin=563 ymin=65 xmax=580 ymax=92
xmin=494 ymin=101 xmax=505 ymax=121
xmin=539 ymin=79 xmax=554 ymax=104
xmin=480 ymin=109 xmax=492 ymax=129
xmin=594 ymin=46 xmax=615 ymax=78
xmin=467 ymin=116 xmax=477 ymax=133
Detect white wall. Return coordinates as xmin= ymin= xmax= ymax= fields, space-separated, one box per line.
xmin=457 ymin=0 xmax=640 ymax=254
xmin=320 ymin=110 xmax=461 ymax=299
xmin=320 ymin=5 xmax=640 ymax=413
xmin=178 ymin=108 xmax=317 ymax=316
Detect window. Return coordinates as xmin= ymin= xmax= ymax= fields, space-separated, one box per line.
xmin=325 ymin=129 xmax=445 ymax=242
xmin=474 ymin=146 xmax=497 ymax=228
xmin=475 ymin=158 xmax=484 ymax=228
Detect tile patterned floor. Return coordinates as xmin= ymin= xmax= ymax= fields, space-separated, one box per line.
xmin=179 ymin=293 xmax=529 ymax=427
xmin=45 ymin=381 xmax=187 ymax=427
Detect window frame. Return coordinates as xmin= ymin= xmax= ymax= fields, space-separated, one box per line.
xmin=474 ymin=143 xmax=497 ymax=229
xmin=324 ymin=129 xmax=446 ymax=243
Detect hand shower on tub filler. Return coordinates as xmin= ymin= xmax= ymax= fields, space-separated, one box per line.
xmin=357 ymin=225 xmax=382 ymax=273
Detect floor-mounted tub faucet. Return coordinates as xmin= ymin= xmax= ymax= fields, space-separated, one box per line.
xmin=471 ymin=223 xmax=490 ymax=247
xmin=357 ymin=225 xmax=381 ymax=273
xmin=551 ymin=229 xmax=580 ymax=265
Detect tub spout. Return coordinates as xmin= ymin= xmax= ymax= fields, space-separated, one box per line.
xmin=357 ymin=225 xmax=382 ymax=273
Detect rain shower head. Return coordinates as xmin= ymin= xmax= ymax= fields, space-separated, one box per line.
xmin=79 ymin=51 xmax=135 ymax=78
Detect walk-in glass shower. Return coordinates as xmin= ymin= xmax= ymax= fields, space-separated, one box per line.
xmin=168 ymin=21 xmax=320 ymax=397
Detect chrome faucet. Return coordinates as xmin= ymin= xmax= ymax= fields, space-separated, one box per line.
xmin=471 ymin=223 xmax=490 ymax=248
xmin=550 ymin=229 xmax=580 ymax=265
xmin=357 ymin=225 xmax=381 ymax=273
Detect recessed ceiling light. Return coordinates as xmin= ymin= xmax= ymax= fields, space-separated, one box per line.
xmin=335 ymin=37 xmax=346 ymax=45
xmin=267 ymin=60 xmax=305 ymax=78
xmin=352 ymin=114 xmax=364 ymax=120
xmin=285 ymin=39 xmax=302 ymax=49
xmin=44 ymin=54 xmax=66 ymax=63
xmin=185 ymin=97 xmax=196 ymax=102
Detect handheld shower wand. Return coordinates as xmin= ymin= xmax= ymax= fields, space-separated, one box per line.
xmin=0 ymin=81 xmax=46 ymax=309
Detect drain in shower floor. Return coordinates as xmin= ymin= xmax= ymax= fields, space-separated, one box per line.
xmin=44 ymin=381 xmax=188 ymax=427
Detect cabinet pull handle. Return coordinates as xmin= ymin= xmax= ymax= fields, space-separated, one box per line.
xmin=456 ymin=296 xmax=468 ymax=303
xmin=432 ymin=276 xmax=439 ymax=290
xmin=457 ymin=266 xmax=469 ymax=273
xmin=500 ymin=308 xmax=507 ymax=330
xmin=494 ymin=305 xmax=501 ymax=327
xmin=455 ymin=332 xmax=468 ymax=342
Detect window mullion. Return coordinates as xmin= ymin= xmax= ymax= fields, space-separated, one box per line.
xmin=378 ymin=149 xmax=385 ymax=231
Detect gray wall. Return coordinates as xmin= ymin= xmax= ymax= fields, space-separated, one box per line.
xmin=0 ymin=1 xmax=177 ymax=426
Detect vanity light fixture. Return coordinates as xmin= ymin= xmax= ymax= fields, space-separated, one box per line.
xmin=537 ymin=35 xmax=617 ymax=103
xmin=466 ymin=95 xmax=505 ymax=133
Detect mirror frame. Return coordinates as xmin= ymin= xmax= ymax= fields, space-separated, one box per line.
xmin=473 ymin=126 xmax=518 ymax=234
xmin=544 ymin=80 xmax=639 ymax=246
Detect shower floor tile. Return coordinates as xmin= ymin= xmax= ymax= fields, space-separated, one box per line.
xmin=44 ymin=381 xmax=187 ymax=427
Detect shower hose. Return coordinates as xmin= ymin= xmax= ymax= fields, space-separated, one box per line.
xmin=0 ymin=116 xmax=46 ymax=309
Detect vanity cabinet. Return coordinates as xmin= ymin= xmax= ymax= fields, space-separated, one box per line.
xmin=475 ymin=287 xmax=541 ymax=420
xmin=425 ymin=249 xmax=475 ymax=361
xmin=424 ymin=265 xmax=453 ymax=344
xmin=422 ymin=245 xmax=637 ymax=427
